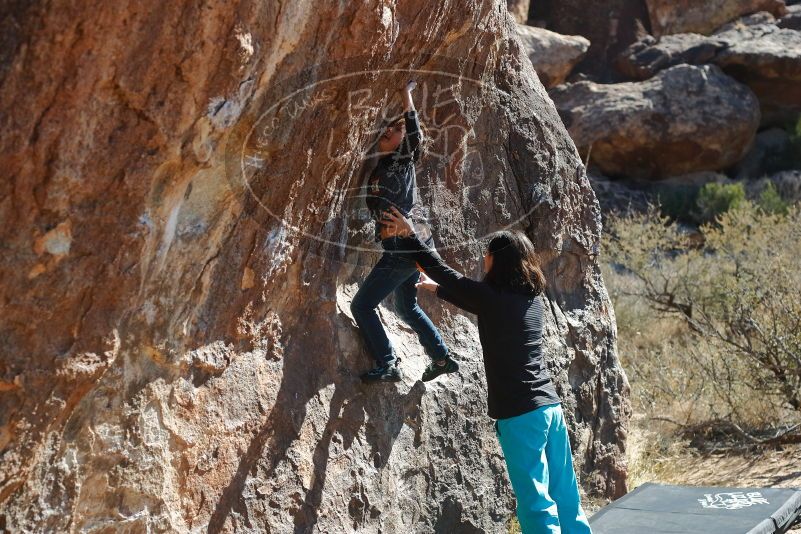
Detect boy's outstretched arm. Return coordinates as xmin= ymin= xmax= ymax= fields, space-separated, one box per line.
xmin=399 ymin=81 xmax=423 ymax=160
xmin=402 ymin=80 xmax=416 ymax=112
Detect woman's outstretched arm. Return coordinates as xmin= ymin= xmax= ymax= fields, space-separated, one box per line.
xmin=382 ymin=207 xmax=490 ymax=313
xmin=421 ymin=273 xmax=481 ymax=316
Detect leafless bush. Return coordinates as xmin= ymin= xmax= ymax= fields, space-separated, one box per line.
xmin=603 ymin=203 xmax=801 ymax=442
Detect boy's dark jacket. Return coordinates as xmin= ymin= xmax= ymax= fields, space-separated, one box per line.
xmin=365 ymin=110 xmax=423 ymax=242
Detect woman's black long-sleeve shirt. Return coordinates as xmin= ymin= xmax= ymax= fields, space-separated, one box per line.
xmin=397 ymin=234 xmax=561 ymax=420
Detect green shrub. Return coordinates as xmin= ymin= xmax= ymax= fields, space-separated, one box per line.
xmin=757 ymin=182 xmax=788 ymax=215
xmin=695 ymin=182 xmax=745 ymax=223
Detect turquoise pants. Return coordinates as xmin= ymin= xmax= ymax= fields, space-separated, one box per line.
xmin=495 ymin=403 xmax=593 ymax=534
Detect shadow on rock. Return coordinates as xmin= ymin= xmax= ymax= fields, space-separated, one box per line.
xmin=207 ymin=312 xmax=425 ymax=533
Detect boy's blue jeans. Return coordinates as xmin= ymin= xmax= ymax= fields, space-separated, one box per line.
xmin=351 ymin=235 xmax=449 ymax=367
xmin=495 ymin=403 xmax=593 ymax=534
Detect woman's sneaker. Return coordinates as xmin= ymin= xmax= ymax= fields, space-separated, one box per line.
xmin=421 ymin=357 xmax=459 ymax=382
xmin=361 ymin=361 xmax=402 ymax=383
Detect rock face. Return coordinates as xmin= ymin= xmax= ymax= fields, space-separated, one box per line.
xmin=645 ymin=0 xmax=788 ymax=36
xmin=0 ymin=1 xmax=629 ymax=532
xmin=617 ymin=22 xmax=801 ymax=122
xmin=551 ymin=65 xmax=761 ymax=179
xmin=516 ymin=25 xmax=591 ymax=87
xmin=530 ymin=0 xmax=652 ymax=80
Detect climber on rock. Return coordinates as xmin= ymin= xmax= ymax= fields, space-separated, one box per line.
xmin=350 ymin=80 xmax=460 ymax=384
xmin=380 ymin=206 xmax=593 ymax=534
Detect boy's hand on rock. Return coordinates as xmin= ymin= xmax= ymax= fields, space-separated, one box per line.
xmin=405 ymin=80 xmax=417 ymax=92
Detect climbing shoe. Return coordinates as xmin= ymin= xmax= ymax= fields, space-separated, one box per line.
xmin=421 ymin=357 xmax=459 ymax=382
xmin=361 ymin=362 xmax=402 ymax=383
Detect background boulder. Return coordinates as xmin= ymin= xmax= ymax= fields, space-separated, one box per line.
xmin=528 ymin=0 xmax=652 ymax=81
xmin=617 ymin=21 xmax=801 ymax=123
xmin=516 ymin=25 xmax=591 ymax=87
xmin=645 ymin=0 xmax=787 ymax=36
xmin=551 ymin=65 xmax=761 ymax=179
xmin=730 ymin=128 xmax=793 ymax=179
xmin=715 ymin=23 xmax=801 ymax=123
xmin=748 ymin=169 xmax=801 ymax=202
xmin=778 ymin=3 xmax=801 ymax=29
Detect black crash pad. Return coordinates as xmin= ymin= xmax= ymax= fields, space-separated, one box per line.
xmin=590 ymin=482 xmax=801 ymax=534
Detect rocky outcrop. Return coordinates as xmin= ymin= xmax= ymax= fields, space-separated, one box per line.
xmin=645 ymin=0 xmax=787 ymax=36
xmin=714 ymin=23 xmax=801 ymax=122
xmin=516 ymin=25 xmax=591 ymax=87
xmin=590 ymin=171 xmax=736 ymax=217
xmin=551 ymin=64 xmax=761 ymax=179
xmin=617 ymin=21 xmax=801 ymax=122
xmin=0 ymin=1 xmax=629 ymax=532
xmin=616 ymin=33 xmax=726 ymax=80
xmin=529 ymin=0 xmax=652 ymax=80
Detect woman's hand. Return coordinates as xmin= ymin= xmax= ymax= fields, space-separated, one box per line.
xmin=415 ymin=272 xmax=438 ymax=292
xmin=381 ymin=206 xmax=415 ymax=237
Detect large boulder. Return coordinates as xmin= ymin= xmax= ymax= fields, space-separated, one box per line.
xmin=617 ymin=21 xmax=801 ymax=122
xmin=550 ymin=64 xmax=761 ymax=179
xmin=645 ymin=0 xmax=788 ymax=36
xmin=516 ymin=25 xmax=591 ymax=87
xmin=0 ymin=1 xmax=630 ymax=532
